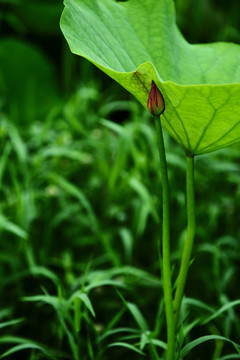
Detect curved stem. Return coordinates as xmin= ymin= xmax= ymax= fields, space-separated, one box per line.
xmin=154 ymin=116 xmax=175 ymax=360
xmin=173 ymin=155 xmax=195 ymax=327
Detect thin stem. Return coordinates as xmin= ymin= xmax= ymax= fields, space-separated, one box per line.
xmin=173 ymin=155 xmax=195 ymax=327
xmin=154 ymin=116 xmax=175 ymax=360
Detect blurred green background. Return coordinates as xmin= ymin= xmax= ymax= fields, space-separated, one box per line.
xmin=0 ymin=0 xmax=240 ymax=359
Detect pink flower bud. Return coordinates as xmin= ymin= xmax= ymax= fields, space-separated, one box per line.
xmin=147 ymin=80 xmax=165 ymax=116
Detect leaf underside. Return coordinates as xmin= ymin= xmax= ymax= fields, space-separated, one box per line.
xmin=60 ymin=0 xmax=240 ymax=154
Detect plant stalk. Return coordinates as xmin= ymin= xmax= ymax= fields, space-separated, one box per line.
xmin=154 ymin=116 xmax=175 ymax=360
xmin=173 ymin=154 xmax=195 ymax=327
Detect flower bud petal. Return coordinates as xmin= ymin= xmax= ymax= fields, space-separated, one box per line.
xmin=147 ymin=80 xmax=165 ymax=116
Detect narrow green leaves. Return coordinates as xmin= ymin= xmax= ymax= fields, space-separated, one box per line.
xmin=180 ymin=335 xmax=240 ymax=358
xmin=60 ymin=0 xmax=240 ymax=154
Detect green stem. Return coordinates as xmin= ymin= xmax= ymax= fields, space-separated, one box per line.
xmin=154 ymin=117 xmax=175 ymax=360
xmin=173 ymin=155 xmax=195 ymax=327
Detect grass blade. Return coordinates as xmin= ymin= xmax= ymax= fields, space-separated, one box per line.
xmin=180 ymin=335 xmax=240 ymax=358
xmin=107 ymin=342 xmax=145 ymax=356
xmin=202 ymin=300 xmax=240 ymax=325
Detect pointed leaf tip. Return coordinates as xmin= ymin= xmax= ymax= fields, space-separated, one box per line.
xmin=147 ymin=81 xmax=165 ymax=117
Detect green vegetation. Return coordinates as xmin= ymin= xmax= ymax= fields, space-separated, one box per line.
xmin=0 ymin=0 xmax=240 ymax=359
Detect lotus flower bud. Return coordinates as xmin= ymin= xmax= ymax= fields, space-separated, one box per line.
xmin=147 ymin=80 xmax=165 ymax=116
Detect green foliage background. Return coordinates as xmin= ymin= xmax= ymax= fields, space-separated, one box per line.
xmin=0 ymin=0 xmax=240 ymax=359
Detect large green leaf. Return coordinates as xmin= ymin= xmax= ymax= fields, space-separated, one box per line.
xmin=60 ymin=0 xmax=240 ymax=155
